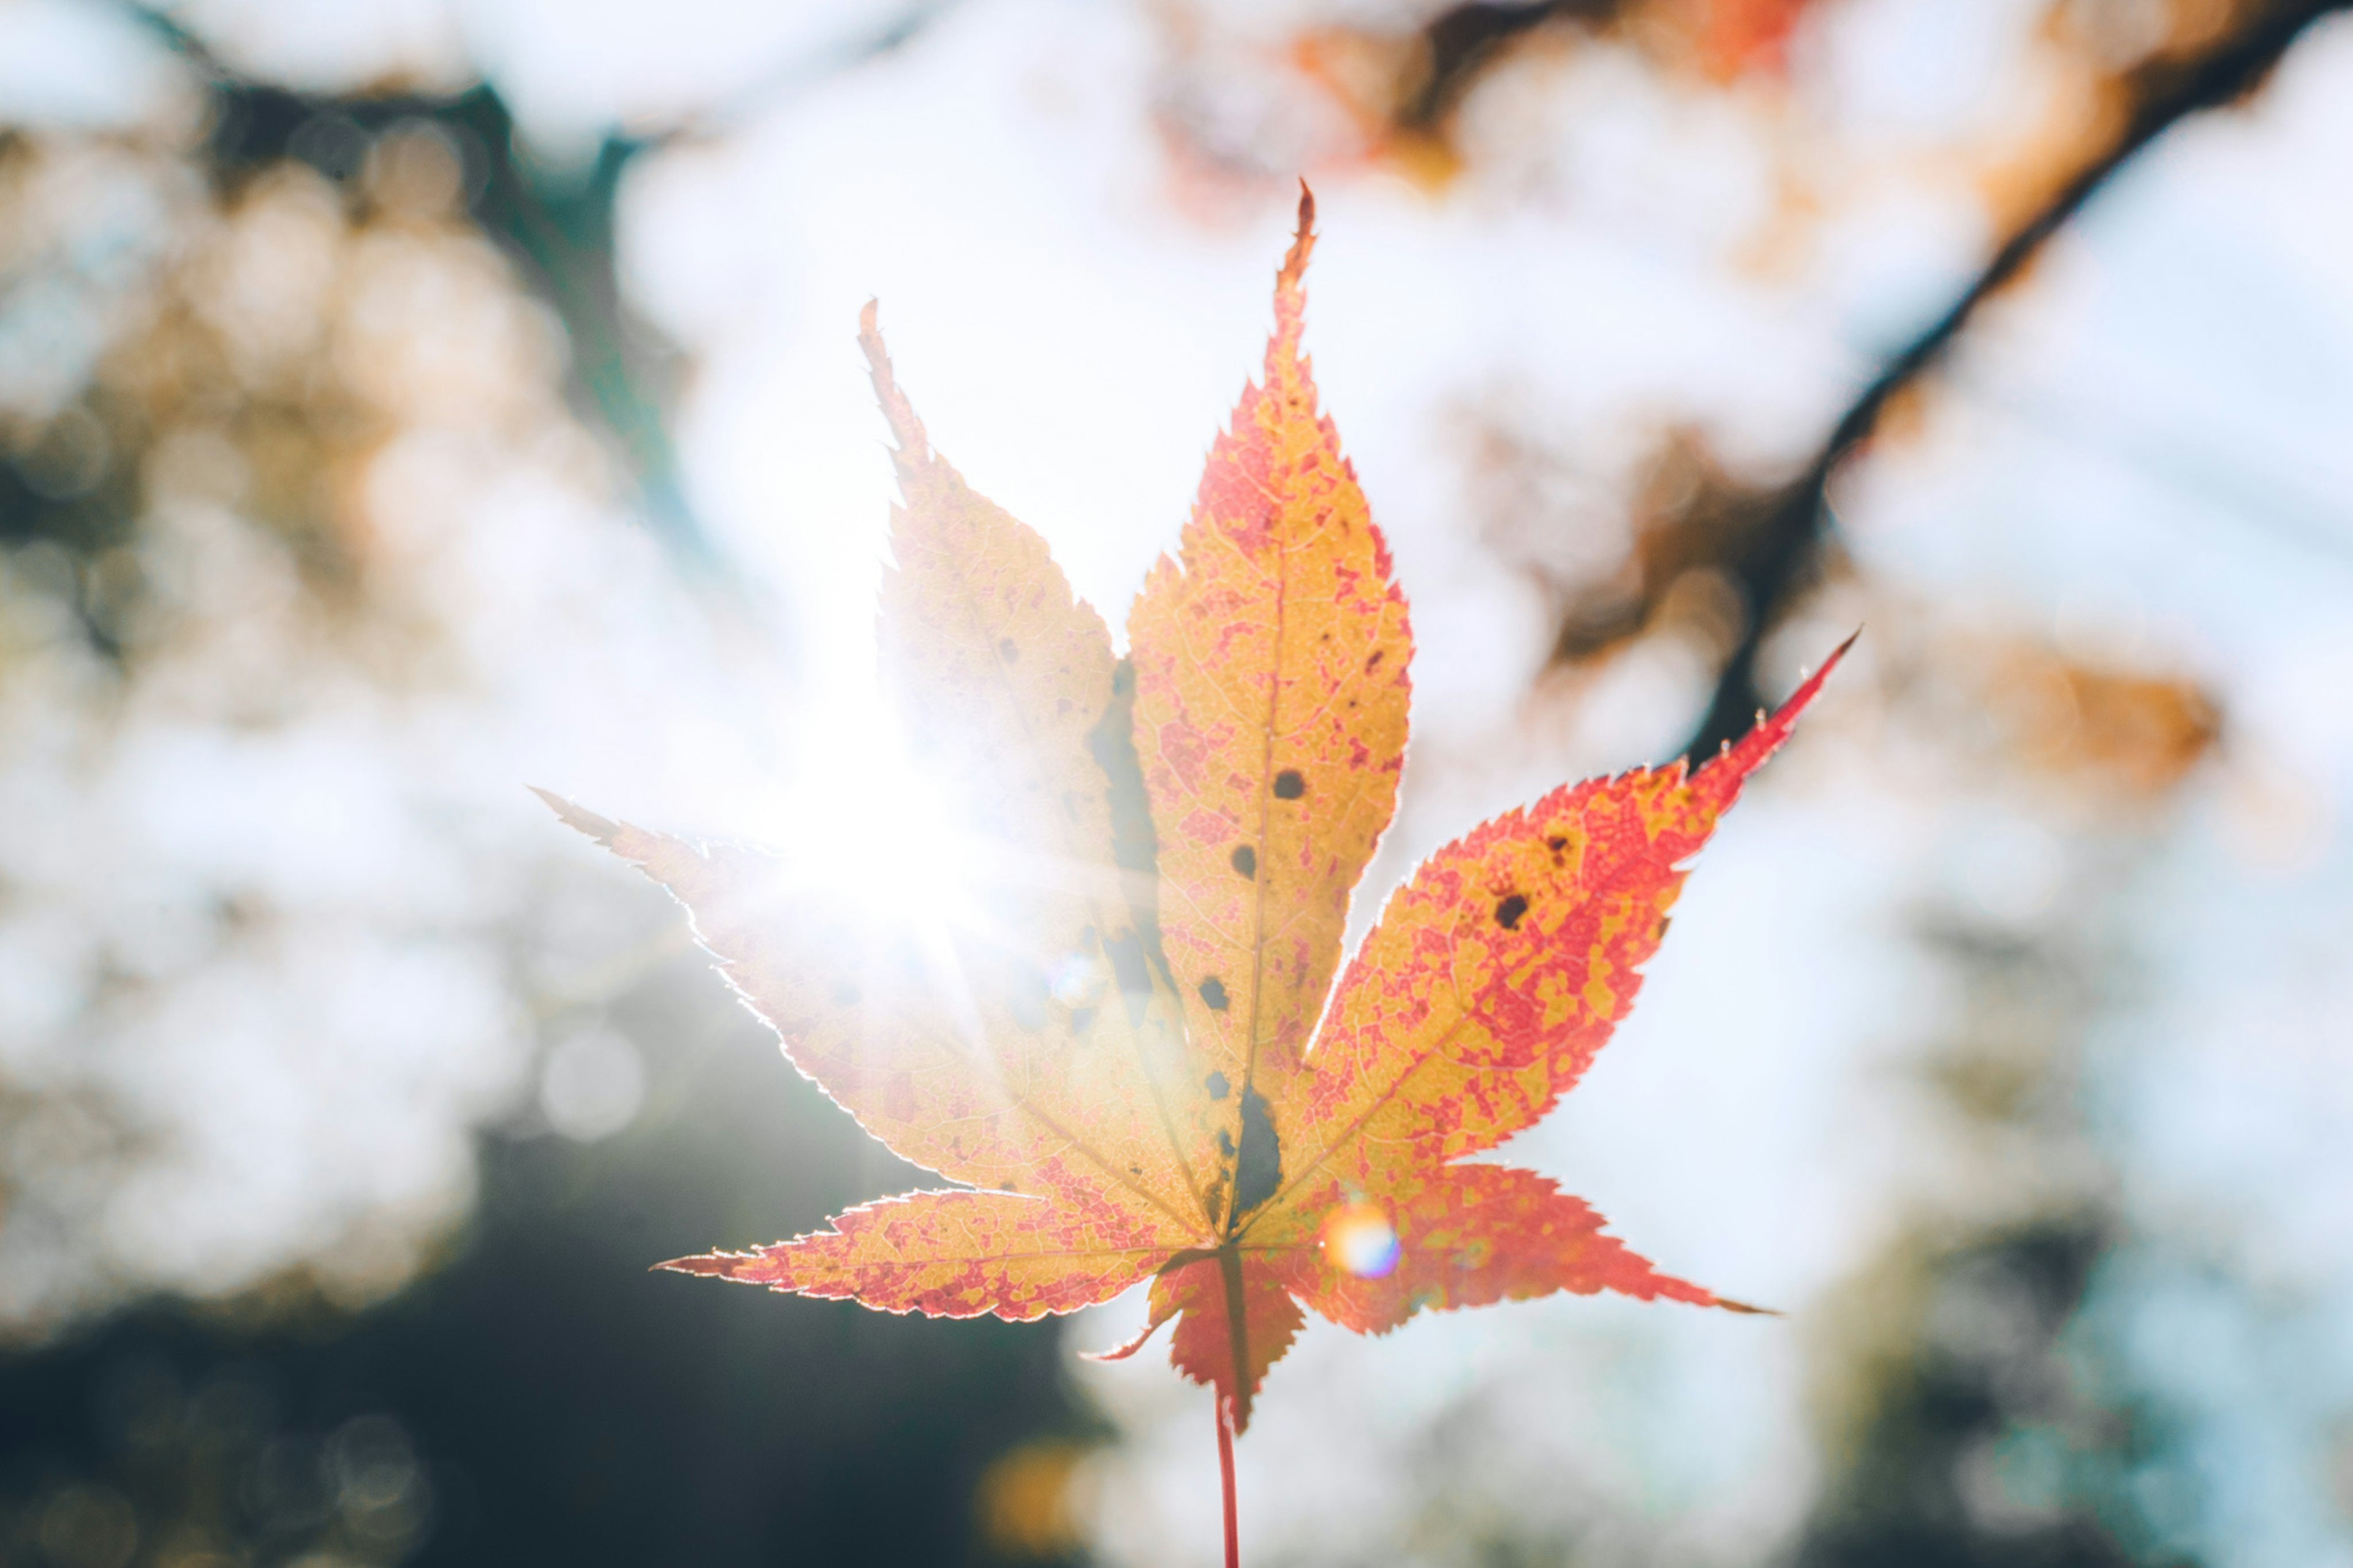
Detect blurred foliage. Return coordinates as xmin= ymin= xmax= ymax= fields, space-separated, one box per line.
xmin=1798 ymin=900 xmax=2137 ymax=1568
xmin=0 ymin=943 xmax=1101 ymax=1568
xmin=0 ymin=68 xmax=708 ymax=658
xmin=1276 ymin=0 xmax=2341 ymax=761
xmin=0 ymin=0 xmax=2339 ymax=1564
xmin=0 ymin=15 xmax=1097 ymax=1565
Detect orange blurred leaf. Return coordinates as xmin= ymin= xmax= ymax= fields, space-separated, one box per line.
xmin=1696 ymin=0 xmax=1818 ymax=80
xmin=544 ymin=187 xmax=1844 ymax=1437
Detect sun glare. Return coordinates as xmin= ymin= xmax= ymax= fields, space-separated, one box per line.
xmin=750 ymin=697 xmax=991 ymax=931
xmin=713 ymin=687 xmax=1133 ymax=1066
xmin=1322 ymin=1202 xmax=1401 ymax=1280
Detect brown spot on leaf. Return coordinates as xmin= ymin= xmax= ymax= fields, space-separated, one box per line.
xmin=1495 ymin=893 xmax=1528 ymax=930
xmin=1273 ymin=769 xmax=1305 ymax=800
xmin=1233 ymin=1087 xmax=1283 ymax=1218
xmin=1231 ymin=844 xmax=1257 ymax=878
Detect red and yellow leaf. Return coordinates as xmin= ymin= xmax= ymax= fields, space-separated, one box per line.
xmin=1267 ymin=1165 xmax=1755 ymax=1335
xmin=545 ymin=189 xmax=1846 ymax=1450
xmin=1127 ymin=190 xmax=1412 ymax=1222
xmin=661 ymin=1189 xmax=1167 ymax=1320
xmin=529 ymin=800 xmax=1205 ymax=1240
xmin=1088 ymin=1247 xmax=1306 ymax=1433
xmin=1272 ymin=645 xmax=1851 ymax=1207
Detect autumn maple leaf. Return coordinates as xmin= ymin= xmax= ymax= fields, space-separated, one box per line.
xmin=540 ymin=188 xmax=1845 ymax=1515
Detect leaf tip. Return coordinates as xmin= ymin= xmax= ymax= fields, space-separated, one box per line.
xmin=1275 ymin=180 xmax=1318 ymax=316
xmin=857 ymin=300 xmax=928 ymax=465
xmin=531 ymin=786 xmax=621 ymax=846
xmin=1079 ymin=1315 xmax=1170 ymax=1364
xmin=1287 ymin=180 xmax=1316 ymax=262
xmin=1697 ymin=628 xmax=1859 ymax=798
xmin=654 ymin=1251 xmax=748 ymax=1279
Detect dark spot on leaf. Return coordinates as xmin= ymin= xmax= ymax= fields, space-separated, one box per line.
xmin=1199 ymin=976 xmax=1230 ymax=1012
xmin=1104 ymin=929 xmax=1151 ymax=1013
xmin=1495 ymin=893 xmax=1529 ymax=931
xmin=1217 ymin=1129 xmax=1237 ymax=1158
xmin=832 ymin=982 xmax=860 ymax=1006
xmin=1086 ymin=660 xmax=1172 ymax=1020
xmin=1366 ymin=650 xmax=1384 ymax=671
xmin=1230 ymin=844 xmax=1256 ymax=879
xmin=1273 ymin=769 xmax=1305 ymax=800
xmin=1233 ymin=1088 xmax=1283 ymax=1220
xmin=1546 ymin=836 xmax=1566 ymax=852
xmin=1205 ymin=1071 xmax=1230 ymax=1100
xmin=998 ymin=638 xmax=1018 ymax=662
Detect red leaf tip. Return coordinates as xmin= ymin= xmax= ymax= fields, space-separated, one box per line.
xmin=1276 ymin=181 xmax=1317 ymax=316
xmin=654 ymin=1252 xmax=749 ymax=1278
xmin=1694 ymin=628 xmax=1857 ymax=805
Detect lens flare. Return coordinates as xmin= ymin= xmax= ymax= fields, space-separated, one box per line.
xmin=1320 ymin=1201 xmax=1399 ymax=1279
xmin=1048 ymin=951 xmax=1105 ymax=1007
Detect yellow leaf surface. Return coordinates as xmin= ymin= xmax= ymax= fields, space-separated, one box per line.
xmin=1127 ymin=195 xmax=1412 ymax=1229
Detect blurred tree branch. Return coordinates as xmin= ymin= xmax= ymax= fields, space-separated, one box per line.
xmin=122 ymin=2 xmax=955 ymax=593
xmin=1678 ymin=0 xmax=2353 ymax=760
xmin=1395 ymin=1 xmax=1624 ymax=131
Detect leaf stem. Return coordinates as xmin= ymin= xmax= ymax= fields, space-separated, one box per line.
xmin=1216 ymin=1392 xmax=1240 ymax=1568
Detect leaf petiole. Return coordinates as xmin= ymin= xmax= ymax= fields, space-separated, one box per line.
xmin=1216 ymin=1386 xmax=1240 ymax=1568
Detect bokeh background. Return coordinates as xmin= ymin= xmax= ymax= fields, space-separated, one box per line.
xmin=4 ymin=1 xmax=2352 ymax=1564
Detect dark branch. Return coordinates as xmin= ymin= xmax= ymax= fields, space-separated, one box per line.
xmin=1680 ymin=0 xmax=2353 ymax=762
xmin=118 ymin=1 xmax=955 ymax=591
xmin=1401 ymin=1 xmax=1625 ymax=129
